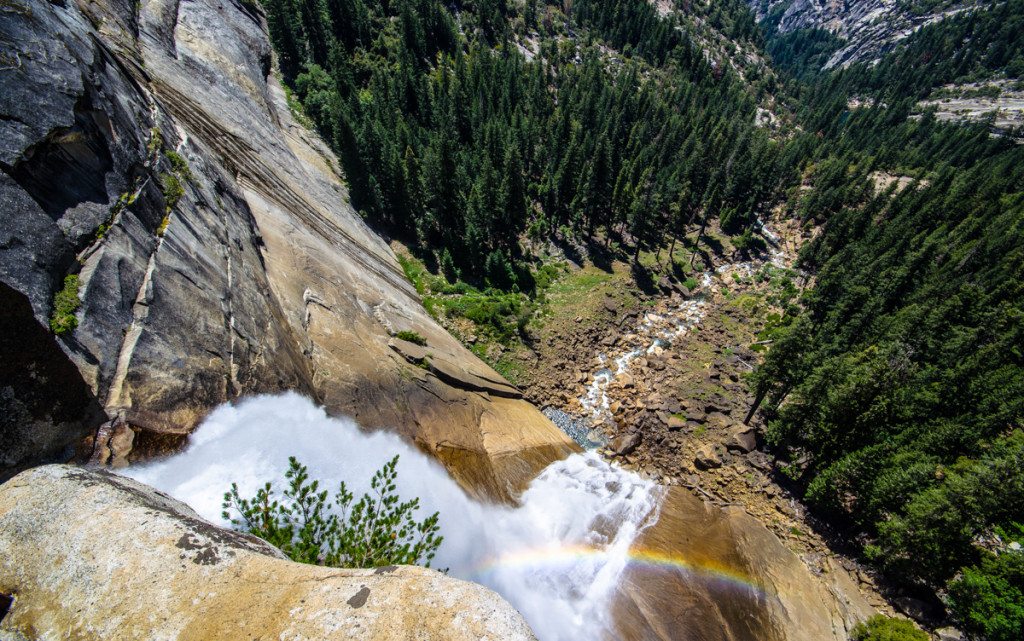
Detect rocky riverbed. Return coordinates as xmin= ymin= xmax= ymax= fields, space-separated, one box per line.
xmin=518 ymin=217 xmax=902 ymax=618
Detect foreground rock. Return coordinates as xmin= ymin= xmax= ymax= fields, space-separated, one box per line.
xmin=0 ymin=0 xmax=576 ymax=499
xmin=0 ymin=465 xmax=537 ymax=641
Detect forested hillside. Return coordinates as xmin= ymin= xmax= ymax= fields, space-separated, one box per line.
xmin=258 ymin=0 xmax=1023 ymax=636
xmin=752 ymin=3 xmax=1024 ymax=638
xmin=265 ymin=0 xmax=788 ymax=288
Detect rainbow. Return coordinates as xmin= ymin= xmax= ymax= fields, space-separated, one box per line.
xmin=469 ymin=545 xmax=766 ymax=598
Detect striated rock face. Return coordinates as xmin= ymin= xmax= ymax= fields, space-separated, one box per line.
xmin=750 ymin=0 xmax=977 ymax=69
xmin=613 ymin=487 xmax=875 ymax=641
xmin=0 ymin=465 xmax=537 ymax=640
xmin=0 ymin=0 xmax=576 ymax=499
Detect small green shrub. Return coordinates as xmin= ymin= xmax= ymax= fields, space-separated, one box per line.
xmin=850 ymin=615 xmax=928 ymax=641
xmin=49 ymin=275 xmax=81 ymax=335
xmin=223 ymin=456 xmax=443 ymax=569
xmin=164 ymin=149 xmax=193 ymax=181
xmin=682 ymin=277 xmax=698 ymax=290
xmin=396 ymin=330 xmax=427 ymax=345
xmin=146 ymin=127 xmax=162 ymax=156
xmin=160 ymin=172 xmax=184 ymax=209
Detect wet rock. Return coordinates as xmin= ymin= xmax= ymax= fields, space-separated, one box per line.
xmin=610 ymin=432 xmax=642 ymax=457
xmin=0 ymin=465 xmax=537 ymax=641
xmin=107 ymin=423 xmax=136 ymax=469
xmin=614 ymin=487 xmax=876 ymax=641
xmin=725 ymin=425 xmax=758 ymax=453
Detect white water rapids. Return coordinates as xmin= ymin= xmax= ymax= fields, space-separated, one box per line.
xmin=126 ymin=392 xmax=663 ymax=641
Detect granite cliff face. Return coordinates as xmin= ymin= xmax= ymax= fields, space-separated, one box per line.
xmin=750 ymin=0 xmax=976 ymax=68
xmin=0 ymin=0 xmax=576 ymax=499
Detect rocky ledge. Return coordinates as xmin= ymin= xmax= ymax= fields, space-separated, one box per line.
xmin=0 ymin=465 xmax=537 ymax=641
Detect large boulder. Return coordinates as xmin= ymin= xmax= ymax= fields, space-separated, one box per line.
xmin=0 ymin=465 xmax=536 ymax=641
xmin=725 ymin=424 xmax=758 ymax=453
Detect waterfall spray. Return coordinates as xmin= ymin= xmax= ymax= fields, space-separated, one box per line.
xmin=126 ymin=392 xmax=663 ymax=641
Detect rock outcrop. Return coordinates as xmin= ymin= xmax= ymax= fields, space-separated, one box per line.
xmin=0 ymin=465 xmax=537 ymax=640
xmin=0 ymin=0 xmax=576 ymax=499
xmin=750 ymin=0 xmax=977 ymax=69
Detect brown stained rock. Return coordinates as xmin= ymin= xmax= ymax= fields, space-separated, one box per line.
xmin=609 ymin=432 xmax=642 ymax=457
xmin=726 ymin=425 xmax=758 ymax=454
xmin=707 ymin=411 xmax=731 ymax=426
xmin=612 ymin=488 xmax=875 ymax=641
xmin=0 ymin=466 xmax=538 ymax=641
xmin=388 ymin=337 xmax=430 ymax=363
xmin=107 ymin=423 xmax=135 ymax=469
xmin=686 ymin=411 xmax=707 ymax=424
xmin=694 ymin=444 xmax=723 ymax=470
xmin=667 ymin=416 xmax=687 ymax=431
xmin=427 ymin=356 xmax=523 ymax=399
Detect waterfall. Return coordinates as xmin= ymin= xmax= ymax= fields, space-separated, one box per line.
xmin=125 ymin=392 xmax=663 ymax=641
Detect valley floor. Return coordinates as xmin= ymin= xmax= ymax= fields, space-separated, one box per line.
xmin=516 ymin=220 xmax=906 ymax=619
xmin=397 ymin=218 xmax=913 ymax=623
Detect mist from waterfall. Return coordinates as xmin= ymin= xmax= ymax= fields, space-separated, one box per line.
xmin=125 ymin=392 xmax=663 ymax=641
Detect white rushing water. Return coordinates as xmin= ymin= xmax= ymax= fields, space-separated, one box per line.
xmin=126 ymin=392 xmax=662 ymax=641
xmin=578 ymin=299 xmax=707 ymax=428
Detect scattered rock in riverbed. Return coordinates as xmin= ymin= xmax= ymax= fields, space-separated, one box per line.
xmin=726 ymin=424 xmax=758 ymax=453
xmin=609 ymin=432 xmax=642 ymax=456
xmin=694 ymin=444 xmax=723 ymax=469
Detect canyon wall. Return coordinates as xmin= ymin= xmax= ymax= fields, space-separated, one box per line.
xmin=0 ymin=0 xmax=576 ymax=501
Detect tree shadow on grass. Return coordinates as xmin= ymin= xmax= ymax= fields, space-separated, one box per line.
xmin=629 ymin=260 xmax=658 ymax=296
